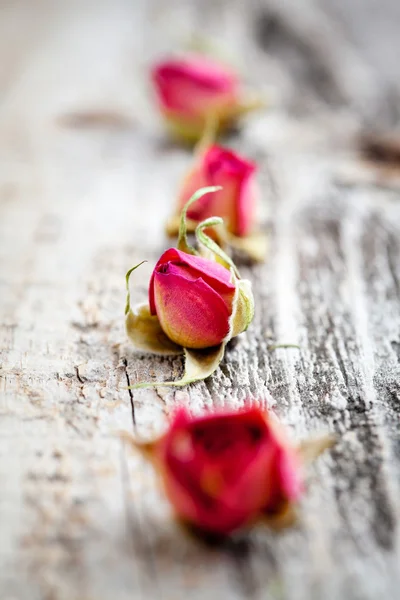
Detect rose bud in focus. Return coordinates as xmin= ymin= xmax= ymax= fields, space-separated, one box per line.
xmin=149 ymin=247 xmax=252 ymax=349
xmin=176 ymin=145 xmax=258 ymax=238
xmin=125 ymin=186 xmax=255 ymax=386
xmin=128 ymin=407 xmax=304 ymax=536
xmin=152 ymin=55 xmax=256 ymax=142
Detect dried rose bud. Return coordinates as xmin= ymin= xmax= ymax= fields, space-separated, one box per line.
xmin=129 ymin=407 xmax=305 ymax=536
xmin=152 ymin=55 xmax=260 ymax=142
xmin=125 ymin=187 xmax=255 ymax=387
xmin=149 ymin=248 xmax=250 ymax=349
xmin=165 ymin=146 xmax=267 ymax=262
xmin=177 ymin=145 xmax=258 ymax=238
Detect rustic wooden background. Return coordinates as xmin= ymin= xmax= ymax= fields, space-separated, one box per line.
xmin=1 ymin=1 xmax=400 ymax=599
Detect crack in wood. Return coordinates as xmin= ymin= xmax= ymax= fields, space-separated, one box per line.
xmin=121 ymin=357 xmax=136 ymax=429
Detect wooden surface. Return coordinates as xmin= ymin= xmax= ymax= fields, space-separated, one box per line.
xmin=1 ymin=1 xmax=400 ymax=599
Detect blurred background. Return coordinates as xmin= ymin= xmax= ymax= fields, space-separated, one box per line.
xmin=1 ymin=0 xmax=400 ymax=145
xmin=1 ymin=0 xmax=400 ymax=216
xmin=1 ymin=0 xmax=399 ymax=260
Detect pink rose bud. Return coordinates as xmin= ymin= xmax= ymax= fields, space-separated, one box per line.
xmin=178 ymin=145 xmax=258 ymax=237
xmin=152 ymin=56 xmax=241 ymax=141
xmin=149 ymin=248 xmax=251 ymax=349
xmin=125 ymin=187 xmax=256 ymax=386
xmin=149 ymin=407 xmax=302 ymax=535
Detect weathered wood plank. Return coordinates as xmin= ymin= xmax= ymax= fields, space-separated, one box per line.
xmin=1 ymin=1 xmax=400 ymax=599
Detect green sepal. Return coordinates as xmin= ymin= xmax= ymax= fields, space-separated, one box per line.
xmin=177 ymin=186 xmax=222 ymax=255
xmin=125 ymin=261 xmax=147 ymax=315
xmin=223 ymin=270 xmax=254 ymax=343
xmin=195 ymin=217 xmax=240 ymax=278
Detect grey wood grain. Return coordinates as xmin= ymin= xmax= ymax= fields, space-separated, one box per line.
xmin=1 ymin=1 xmax=400 ymax=599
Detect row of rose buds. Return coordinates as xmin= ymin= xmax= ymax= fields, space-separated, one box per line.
xmin=122 ymin=54 xmax=334 ymax=538
xmin=125 ymin=55 xmax=266 ymax=386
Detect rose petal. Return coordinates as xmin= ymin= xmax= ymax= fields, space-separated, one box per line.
xmin=153 ymin=269 xmax=231 ymax=348
xmin=152 ymin=57 xmax=238 ymax=118
xmin=157 ymin=409 xmax=274 ymax=533
xmin=236 ymin=172 xmax=257 ymax=237
xmin=149 ymin=247 xmax=235 ymax=315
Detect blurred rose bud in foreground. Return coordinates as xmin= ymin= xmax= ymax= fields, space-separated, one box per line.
xmin=129 ymin=407 xmax=304 ymax=536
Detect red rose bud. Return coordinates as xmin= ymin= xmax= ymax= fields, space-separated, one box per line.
xmin=177 ymin=145 xmax=258 ymax=237
xmin=152 ymin=56 xmax=251 ymax=142
xmin=139 ymin=408 xmax=303 ymax=536
xmin=149 ymin=248 xmax=252 ymax=349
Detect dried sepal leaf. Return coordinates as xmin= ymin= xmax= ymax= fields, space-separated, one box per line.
xmin=119 ymin=430 xmax=157 ymax=458
xmin=126 ymin=303 xmax=183 ymax=356
xmin=297 ymin=434 xmax=336 ymax=466
xmin=168 ymin=214 xmax=268 ymax=264
xmin=182 ymin=344 xmax=226 ymax=384
xmin=165 ymin=214 xmax=196 ymax=238
xmin=226 ymin=231 xmax=268 ymax=263
xmin=230 ymin=278 xmax=255 ymax=337
xmin=125 ymin=261 xmax=182 ymax=356
xmin=125 ymin=261 xmax=147 ymax=316
xmin=177 ymin=186 xmax=222 ymax=255
xmin=195 ymin=217 xmax=240 ymax=277
xmin=262 ymin=501 xmax=298 ymax=531
xmin=128 ymin=343 xmax=225 ymax=389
